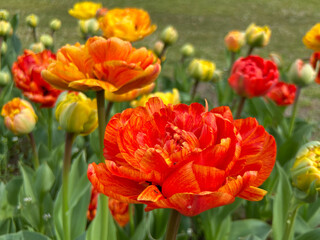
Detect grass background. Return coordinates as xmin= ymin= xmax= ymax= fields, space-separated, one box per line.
xmin=2 ymin=0 xmax=320 ymax=136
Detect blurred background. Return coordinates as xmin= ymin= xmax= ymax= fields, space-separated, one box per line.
xmin=2 ymin=0 xmax=320 ymax=135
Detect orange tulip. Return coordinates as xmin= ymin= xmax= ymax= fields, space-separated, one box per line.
xmin=12 ymin=50 xmax=62 ymax=108
xmin=1 ymin=98 xmax=37 ymax=135
xmin=87 ymin=187 xmax=99 ymax=221
xmin=99 ymin=8 xmax=156 ymax=42
xmin=42 ymin=37 xmax=161 ymax=94
xmin=108 ymin=198 xmax=130 ymax=227
xmin=88 ymin=97 xmax=276 ymax=216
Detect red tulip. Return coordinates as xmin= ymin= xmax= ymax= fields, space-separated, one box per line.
xmin=87 ymin=187 xmax=99 ymax=221
xmin=88 ymin=97 xmax=276 ymax=216
xmin=310 ymin=51 xmax=320 ymax=84
xmin=12 ymin=50 xmax=62 ymax=108
xmin=108 ymin=198 xmax=130 ymax=227
xmin=266 ymin=81 xmax=297 ymax=106
xmin=228 ymin=55 xmax=279 ymax=98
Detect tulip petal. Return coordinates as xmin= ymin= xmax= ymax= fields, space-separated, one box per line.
xmin=137 ymin=185 xmax=165 ymax=202
xmin=234 ymin=117 xmax=276 ymax=186
xmin=88 ymin=163 xmax=144 ymax=203
xmin=144 ymin=191 xmax=235 ymax=216
xmin=239 ymin=186 xmax=267 ymax=201
xmin=192 ymin=164 xmax=226 ymax=191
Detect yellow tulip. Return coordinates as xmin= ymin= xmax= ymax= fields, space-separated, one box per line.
xmin=69 ymin=1 xmax=103 ymax=20
xmin=245 ymin=23 xmax=271 ymax=48
xmin=26 ymin=14 xmax=39 ymax=28
xmin=291 ymin=141 xmax=320 ymax=194
xmin=1 ymin=98 xmax=37 ymax=135
xmin=130 ymin=88 xmax=180 ymax=107
xmin=55 ymin=92 xmax=98 ymax=135
xmin=188 ymin=59 xmax=215 ymax=82
xmin=303 ymin=23 xmax=320 ymax=51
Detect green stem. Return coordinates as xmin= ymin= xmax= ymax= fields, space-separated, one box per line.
xmin=228 ymin=51 xmax=236 ymax=74
xmin=247 ymin=46 xmax=254 ymax=56
xmin=62 ymin=132 xmax=75 ymax=240
xmin=32 ymin=27 xmax=38 ymax=43
xmin=47 ymin=108 xmax=52 ymax=150
xmin=0 ymin=37 xmax=3 ymax=70
xmin=282 ymin=201 xmax=302 ymax=240
xmin=236 ymin=96 xmax=246 ymax=119
xmin=288 ymin=87 xmax=301 ymax=137
xmin=165 ymin=209 xmax=182 ymax=240
xmin=96 ymin=89 xmax=109 ymax=239
xmin=129 ymin=204 xmax=135 ymax=234
xmin=105 ymin=100 xmax=114 ymax=123
xmin=28 ymin=132 xmax=39 ymax=170
xmin=96 ymin=90 xmax=106 ymax=163
xmin=191 ymin=78 xmax=200 ymax=102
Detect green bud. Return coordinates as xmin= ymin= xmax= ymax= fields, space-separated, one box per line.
xmin=0 ymin=9 xmax=9 ymax=21
xmin=26 ymin=14 xmax=39 ymax=28
xmin=1 ymin=41 xmax=7 ymax=55
xmin=188 ymin=58 xmax=216 ymax=82
xmin=29 ymin=42 xmax=45 ymax=53
xmin=0 ymin=20 xmax=12 ymax=37
xmin=180 ymin=43 xmax=195 ymax=58
xmin=288 ymin=59 xmax=315 ymax=87
xmin=160 ymin=26 xmax=178 ymax=46
xmin=0 ymin=71 xmax=11 ymax=86
xmin=40 ymin=34 xmax=53 ymax=48
xmin=49 ymin=19 xmax=61 ymax=31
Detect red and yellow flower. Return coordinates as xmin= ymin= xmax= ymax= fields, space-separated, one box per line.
xmin=266 ymin=81 xmax=297 ymax=106
xmin=303 ymin=23 xmax=320 ymax=51
xmin=310 ymin=52 xmax=320 ymax=84
xmin=42 ymin=37 xmax=161 ymax=94
xmin=228 ymin=55 xmax=278 ymax=98
xmin=12 ymin=50 xmax=62 ymax=108
xmin=99 ymin=8 xmax=156 ymax=42
xmin=88 ymin=97 xmax=276 ymax=216
xmin=1 ymin=98 xmax=37 ymax=135
xmin=108 ymin=198 xmax=130 ymax=227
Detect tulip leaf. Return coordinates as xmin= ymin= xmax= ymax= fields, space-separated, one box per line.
xmin=0 ymin=230 xmax=50 ymax=240
xmin=296 ymin=229 xmax=320 ymax=240
xmin=272 ymin=162 xmax=293 ymax=240
xmin=0 ymin=218 xmax=16 ymax=235
xmin=150 ymin=208 xmax=170 ymax=239
xmin=5 ymin=176 xmax=22 ymax=206
xmin=34 ymin=162 xmax=55 ymax=202
xmin=131 ymin=212 xmax=153 ymax=240
xmin=53 ymin=152 xmax=91 ymax=240
xmin=86 ymin=195 xmax=117 ymax=240
xmin=228 ymin=219 xmax=271 ymax=240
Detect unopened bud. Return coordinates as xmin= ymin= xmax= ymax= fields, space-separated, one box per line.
xmin=50 ymin=19 xmax=61 ymax=31
xmin=160 ymin=26 xmax=178 ymax=46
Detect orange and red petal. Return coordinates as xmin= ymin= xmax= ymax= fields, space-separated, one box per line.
xmin=234 ymin=117 xmax=276 ymax=186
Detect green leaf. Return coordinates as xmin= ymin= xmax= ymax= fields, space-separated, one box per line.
xmin=53 ymin=152 xmax=91 ymax=240
xmin=5 ymin=176 xmax=22 ymax=206
xmin=150 ymin=208 xmax=170 ymax=239
xmin=228 ymin=219 xmax=271 ymax=240
xmin=0 ymin=230 xmax=50 ymax=240
xmin=296 ymin=229 xmax=320 ymax=240
xmin=86 ymin=195 xmax=117 ymax=240
xmin=0 ymin=219 xmax=16 ymax=235
xmin=272 ymin=162 xmax=293 ymax=240
xmin=19 ymin=163 xmax=36 ymax=201
xmin=9 ymin=13 xmax=19 ymax=32
xmin=131 ymin=212 xmax=153 ymax=240
xmin=34 ymin=162 xmax=55 ymax=201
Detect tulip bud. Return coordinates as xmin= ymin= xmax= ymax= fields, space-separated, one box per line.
xmin=40 ymin=34 xmax=53 ymax=48
xmin=0 ymin=71 xmax=11 ymax=86
xmin=291 ymin=141 xmax=320 ymax=201
xmin=188 ymin=58 xmax=216 ymax=82
xmin=0 ymin=20 xmax=12 ymax=37
xmin=55 ymin=92 xmax=98 ymax=135
xmin=1 ymin=98 xmax=38 ymax=135
xmin=0 ymin=9 xmax=9 ymax=21
xmin=153 ymin=40 xmax=164 ymax=57
xmin=26 ymin=14 xmax=39 ymax=28
xmin=29 ymin=42 xmax=45 ymax=53
xmin=1 ymin=41 xmax=7 ymax=55
xmin=269 ymin=52 xmax=283 ymax=69
xmin=211 ymin=69 xmax=223 ymax=83
xmin=160 ymin=26 xmax=178 ymax=46
xmin=245 ymin=23 xmax=271 ymax=48
xmin=49 ymin=19 xmax=61 ymax=31
xmin=180 ymin=43 xmax=195 ymax=58
xmin=288 ymin=59 xmax=315 ymax=88
xmin=79 ymin=18 xmax=99 ymax=37
xmin=224 ymin=30 xmax=245 ymax=52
